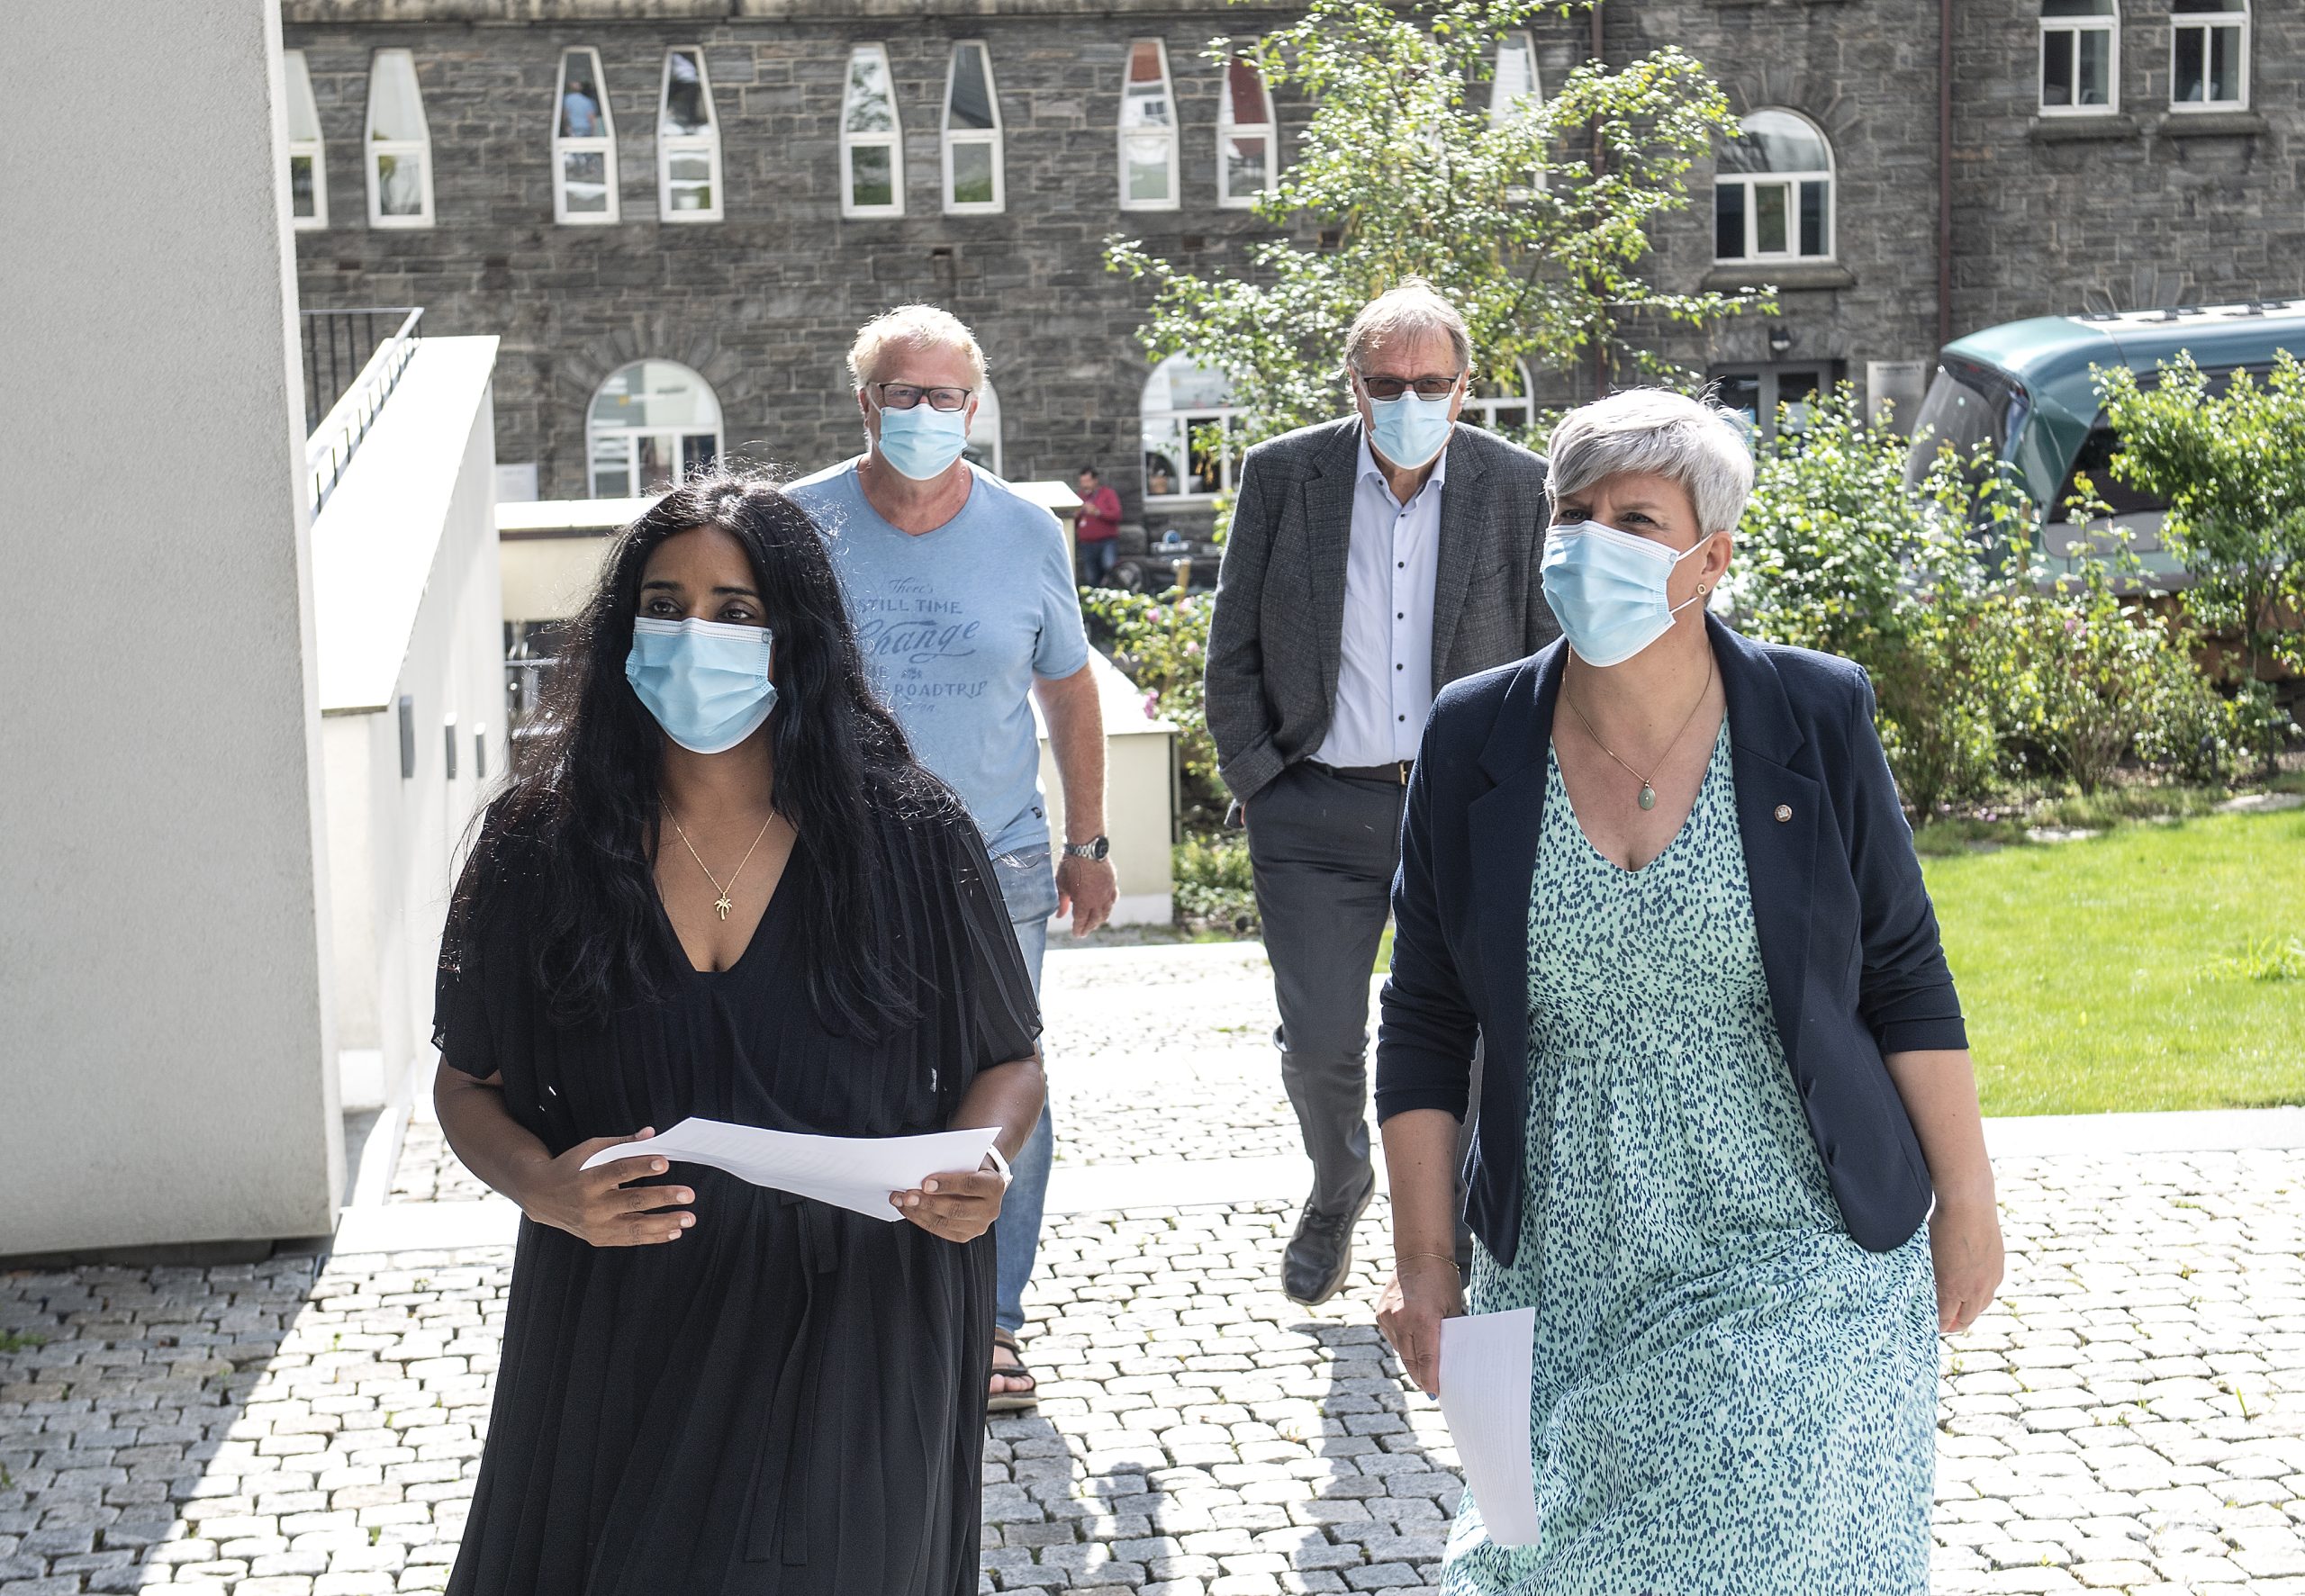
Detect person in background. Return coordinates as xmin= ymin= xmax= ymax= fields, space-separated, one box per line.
xmin=1376 ymin=389 xmax=2002 ymax=1591
xmin=560 ymin=77 xmax=602 ymax=139
xmin=1073 ymin=464 xmax=1123 ymax=587
xmin=788 ymin=304 xmax=1118 ymax=1413
xmin=1203 ymin=277 xmax=1557 ymax=1305
xmin=431 ymin=476 xmax=1043 ymax=1594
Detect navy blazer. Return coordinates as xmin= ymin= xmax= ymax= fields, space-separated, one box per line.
xmin=1375 ymin=616 xmax=1968 ymax=1266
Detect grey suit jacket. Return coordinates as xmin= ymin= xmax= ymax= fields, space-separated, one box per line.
xmin=1204 ymin=417 xmax=1559 ymax=806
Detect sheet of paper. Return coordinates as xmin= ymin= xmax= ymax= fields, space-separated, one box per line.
xmin=580 ymin=1117 xmax=999 ymax=1223
xmin=1439 ymin=1306 xmax=1541 ymax=1547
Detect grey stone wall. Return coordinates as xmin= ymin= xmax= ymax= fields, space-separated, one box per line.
xmin=286 ymin=1 xmax=2303 ymax=516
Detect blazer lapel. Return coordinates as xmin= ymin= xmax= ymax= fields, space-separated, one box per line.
xmin=1427 ymin=427 xmax=1487 ymax=681
xmin=1711 ymin=616 xmax=1818 ymax=1070
xmin=1302 ymin=422 xmax=1360 ymax=718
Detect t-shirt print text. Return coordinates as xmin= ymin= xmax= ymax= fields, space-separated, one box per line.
xmin=854 ymin=575 xmax=989 ymax=707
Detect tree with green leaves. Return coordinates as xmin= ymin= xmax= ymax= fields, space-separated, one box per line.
xmin=2097 ymin=351 xmax=2305 ymax=681
xmin=1104 ymin=0 xmax=1761 ymax=453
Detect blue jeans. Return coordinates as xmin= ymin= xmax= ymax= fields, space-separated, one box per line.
xmin=989 ymin=844 xmax=1058 ymax=1336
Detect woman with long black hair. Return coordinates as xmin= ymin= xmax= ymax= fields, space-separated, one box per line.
xmin=431 ymin=473 xmax=1044 ymax=1595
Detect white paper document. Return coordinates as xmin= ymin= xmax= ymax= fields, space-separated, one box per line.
xmin=1438 ymin=1306 xmax=1542 ymax=1547
xmin=579 ymin=1117 xmax=1000 ymax=1223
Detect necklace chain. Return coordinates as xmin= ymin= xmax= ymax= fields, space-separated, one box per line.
xmin=666 ymin=808 xmax=776 ymax=921
xmin=1562 ymin=649 xmax=1717 ymax=813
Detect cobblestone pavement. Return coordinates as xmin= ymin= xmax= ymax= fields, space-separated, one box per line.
xmin=8 ymin=942 xmax=2304 ymax=1595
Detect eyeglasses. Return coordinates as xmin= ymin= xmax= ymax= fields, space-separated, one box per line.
xmin=872 ymin=383 xmax=973 ymax=412
xmin=1358 ymin=373 xmax=1464 ymax=401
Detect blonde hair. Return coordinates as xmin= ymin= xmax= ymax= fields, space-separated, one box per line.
xmin=846 ymin=303 xmax=988 ymax=390
xmin=1343 ymin=277 xmax=1472 ymax=375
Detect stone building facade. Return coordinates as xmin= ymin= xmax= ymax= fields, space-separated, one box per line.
xmin=284 ymin=0 xmax=2305 ymax=536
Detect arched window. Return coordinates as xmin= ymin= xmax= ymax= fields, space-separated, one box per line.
xmin=963 ymin=379 xmax=1003 ymax=477
xmin=553 ymin=48 xmax=618 ymax=224
xmin=2171 ymin=0 xmax=2248 ymax=111
xmin=587 ymin=361 xmax=723 ymax=497
xmin=285 ymin=50 xmax=326 ymax=230
xmin=1713 ymin=110 xmax=1833 ymax=264
xmin=1461 ymin=361 xmax=1538 ymax=434
xmin=841 ymin=44 xmax=903 ymax=218
xmin=657 ymin=48 xmax=721 ymax=221
xmin=1141 ymin=356 xmax=1237 ymax=501
xmin=364 ymin=50 xmax=434 ymax=228
xmin=2041 ymin=1 xmax=2119 ymax=114
xmin=1216 ymin=51 xmax=1275 ymax=208
xmin=1119 ymin=39 xmax=1180 ymax=212
xmin=943 ymin=42 xmax=1004 ymax=213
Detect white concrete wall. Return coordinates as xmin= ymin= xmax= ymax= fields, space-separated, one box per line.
xmin=313 ymin=341 xmax=504 ymax=1118
xmin=0 ymin=0 xmax=343 ymax=1250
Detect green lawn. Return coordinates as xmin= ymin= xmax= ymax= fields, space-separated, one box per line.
xmin=1926 ymin=807 xmax=2305 ymax=1116
xmin=1370 ymin=807 xmax=2305 ymax=1117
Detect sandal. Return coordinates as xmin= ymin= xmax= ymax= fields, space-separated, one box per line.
xmin=989 ymin=1327 xmax=1039 ymax=1413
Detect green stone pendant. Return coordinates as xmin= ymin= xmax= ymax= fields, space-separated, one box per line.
xmin=1638 ymin=784 xmax=1658 ymax=811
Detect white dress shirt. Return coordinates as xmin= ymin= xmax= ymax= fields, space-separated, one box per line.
xmin=1312 ymin=428 xmax=1451 ymax=768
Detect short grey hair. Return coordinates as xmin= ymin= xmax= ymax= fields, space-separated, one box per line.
xmin=847 ymin=303 xmax=989 ymax=390
xmin=1343 ymin=277 xmax=1472 ymax=376
xmin=1546 ymin=389 xmax=1756 ymax=535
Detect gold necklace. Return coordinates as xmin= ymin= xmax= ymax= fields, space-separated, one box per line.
xmin=1562 ymin=650 xmax=1716 ymax=813
xmin=665 ymin=808 xmax=776 ymax=921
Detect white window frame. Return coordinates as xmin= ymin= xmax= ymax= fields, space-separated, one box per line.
xmin=285 ymin=50 xmax=327 ymax=230
xmin=586 ymin=360 xmax=726 ymax=497
xmin=2168 ymin=1 xmax=2248 ymax=113
xmin=1462 ymin=361 xmax=1539 ymax=434
xmin=1118 ymin=38 xmax=1180 ymax=212
xmin=1216 ymin=49 xmax=1277 ymax=209
xmin=656 ymin=47 xmax=722 ymax=223
xmin=1489 ymin=31 xmax=1542 ymax=126
xmin=963 ymin=379 xmax=1004 ymax=478
xmin=1141 ymin=356 xmax=1239 ymax=504
xmin=941 ymin=41 xmax=1005 ymax=215
xmin=1713 ymin=109 xmax=1836 ymax=265
xmin=364 ymin=49 xmax=435 ymax=230
xmin=841 ymin=43 xmax=905 ymax=219
xmin=2038 ymin=3 xmax=2120 ymax=116
xmin=552 ymin=47 xmax=619 ymax=225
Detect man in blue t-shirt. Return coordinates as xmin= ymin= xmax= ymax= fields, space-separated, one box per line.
xmin=788 ymin=305 xmax=1116 ymax=1412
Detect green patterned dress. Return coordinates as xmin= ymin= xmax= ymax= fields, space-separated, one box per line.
xmin=1441 ymin=724 xmax=1939 ymax=1595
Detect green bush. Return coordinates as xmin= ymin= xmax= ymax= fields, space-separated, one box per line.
xmin=1080 ymin=585 xmax=1225 ymax=826
xmin=1173 ymin=834 xmax=1259 ymax=933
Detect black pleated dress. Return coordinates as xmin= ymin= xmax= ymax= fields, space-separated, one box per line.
xmin=430 ymin=802 xmax=1040 ymax=1596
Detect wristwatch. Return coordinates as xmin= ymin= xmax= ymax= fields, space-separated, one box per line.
xmin=1062 ymin=835 xmax=1110 ymax=861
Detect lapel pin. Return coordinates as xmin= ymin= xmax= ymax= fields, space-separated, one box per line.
xmin=1774 ymin=804 xmax=1793 ymax=823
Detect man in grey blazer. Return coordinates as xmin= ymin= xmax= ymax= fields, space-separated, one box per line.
xmin=1204 ymin=279 xmax=1559 ymax=1303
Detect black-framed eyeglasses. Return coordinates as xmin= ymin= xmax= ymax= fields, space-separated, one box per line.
xmin=1359 ymin=372 xmax=1464 ymax=401
xmin=872 ymin=382 xmax=973 ymax=412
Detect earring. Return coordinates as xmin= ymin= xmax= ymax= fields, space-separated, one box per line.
xmin=1697 ymin=583 xmax=1710 ymax=594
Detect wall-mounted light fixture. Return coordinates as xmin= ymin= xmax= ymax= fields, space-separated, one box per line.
xmin=1767 ymin=321 xmax=1794 ymax=356
xmin=398 ymin=696 xmax=415 ymax=779
xmin=443 ymin=713 xmax=458 ymax=780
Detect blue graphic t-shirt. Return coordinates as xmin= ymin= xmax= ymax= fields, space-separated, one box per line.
xmin=787 ymin=459 xmax=1091 ymax=858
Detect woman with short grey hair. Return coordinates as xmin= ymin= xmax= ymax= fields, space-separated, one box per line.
xmin=1374 ymin=388 xmax=2002 ymax=1591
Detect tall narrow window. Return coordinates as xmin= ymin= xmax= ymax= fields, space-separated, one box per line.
xmin=963 ymin=379 xmax=1004 ymax=477
xmin=588 ymin=361 xmax=724 ymax=496
xmin=1142 ymin=356 xmax=1238 ymax=500
xmin=657 ymin=48 xmax=721 ymax=221
xmin=364 ymin=50 xmax=434 ymax=228
xmin=2040 ymin=1 xmax=2119 ymax=114
xmin=1119 ymin=39 xmax=1180 ymax=211
xmin=842 ymin=44 xmax=903 ymax=218
xmin=553 ymin=48 xmax=618 ymax=224
xmin=285 ymin=50 xmax=327 ymax=230
xmin=1490 ymin=32 xmax=1541 ymax=125
xmin=940 ymin=42 xmax=1003 ymax=213
xmin=2170 ymin=0 xmax=2247 ymax=111
xmin=1216 ymin=52 xmax=1275 ymax=208
xmin=1713 ymin=110 xmax=1834 ymax=264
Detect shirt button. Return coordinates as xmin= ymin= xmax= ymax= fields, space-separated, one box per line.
xmin=1397 ymin=561 xmax=1405 ymax=570
xmin=1397 ymin=612 xmax=1405 ymax=619
xmin=1774 ymin=804 xmax=1793 ymax=823
xmin=1398 ymin=715 xmax=1406 ymax=722
xmin=1397 ymin=663 xmax=1405 ymax=672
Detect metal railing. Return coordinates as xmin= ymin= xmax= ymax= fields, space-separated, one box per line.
xmin=302 ymin=306 xmax=423 ymax=517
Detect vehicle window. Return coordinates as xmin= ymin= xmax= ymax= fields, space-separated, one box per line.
xmin=2051 ymin=425 xmax=2166 ymax=520
xmin=1903 ymin=356 xmax=2029 ymax=489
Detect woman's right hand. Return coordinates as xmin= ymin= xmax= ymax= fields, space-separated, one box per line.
xmin=515 ymin=1127 xmax=697 ymax=1247
xmin=1377 ymin=1255 xmax=1466 ymax=1397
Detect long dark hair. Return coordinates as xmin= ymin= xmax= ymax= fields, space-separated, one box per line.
xmin=469 ymin=473 xmax=944 ymax=1037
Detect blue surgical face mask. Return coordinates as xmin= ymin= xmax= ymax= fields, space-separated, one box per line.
xmin=625 ymin=616 xmax=777 ymax=753
xmin=1541 ymin=520 xmax=1713 ymax=667
xmin=1364 ymin=388 xmax=1456 ymax=471
xmin=874 ymin=399 xmax=971 ymax=481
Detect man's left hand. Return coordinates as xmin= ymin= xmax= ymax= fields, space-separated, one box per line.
xmin=1055 ymin=854 xmax=1117 ymax=938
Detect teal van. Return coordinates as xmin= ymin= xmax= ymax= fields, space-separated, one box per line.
xmin=1902 ymin=300 xmax=2305 ymax=584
